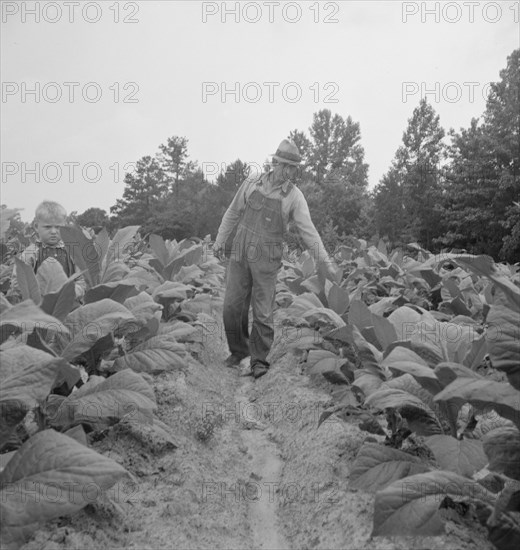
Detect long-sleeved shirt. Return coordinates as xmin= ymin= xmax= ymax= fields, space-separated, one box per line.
xmin=216 ymin=171 xmax=332 ymax=264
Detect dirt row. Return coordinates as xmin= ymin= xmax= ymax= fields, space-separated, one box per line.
xmin=22 ymin=315 xmax=492 ymax=550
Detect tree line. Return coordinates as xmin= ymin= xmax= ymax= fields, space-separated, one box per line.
xmin=75 ymin=49 xmax=519 ymax=263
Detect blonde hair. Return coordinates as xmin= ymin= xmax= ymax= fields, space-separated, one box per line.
xmin=35 ymin=201 xmax=67 ymax=222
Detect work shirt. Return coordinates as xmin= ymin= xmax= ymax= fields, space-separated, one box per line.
xmin=216 ymin=170 xmax=331 ymax=264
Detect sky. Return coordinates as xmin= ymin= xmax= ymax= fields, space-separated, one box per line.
xmin=1 ymin=0 xmax=519 ymax=222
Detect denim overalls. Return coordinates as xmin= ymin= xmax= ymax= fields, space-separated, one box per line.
xmin=223 ymin=183 xmax=292 ymax=368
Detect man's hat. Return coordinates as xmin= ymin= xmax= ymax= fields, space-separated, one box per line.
xmin=272 ymin=139 xmax=301 ymax=166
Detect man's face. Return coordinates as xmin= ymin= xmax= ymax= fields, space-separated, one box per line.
xmin=35 ymin=215 xmax=66 ymax=246
xmin=272 ymin=159 xmax=299 ymax=182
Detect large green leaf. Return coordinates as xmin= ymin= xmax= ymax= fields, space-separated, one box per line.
xmin=124 ymin=265 xmax=162 ymax=292
xmin=350 ymin=299 xmax=399 ymax=350
xmin=305 ymin=349 xmax=338 ymax=367
xmin=35 ymin=258 xmax=70 ymax=296
xmin=371 ymin=315 xmax=398 ymax=351
xmin=178 ymin=244 xmax=203 ymax=267
xmin=286 ymin=334 xmax=324 ymax=351
xmin=301 ymin=274 xmax=325 ymax=296
xmin=366 ymin=387 xmax=443 ymax=436
xmin=302 ymin=307 xmax=346 ymax=328
xmin=104 ymin=225 xmax=140 ymax=267
xmin=372 ymin=470 xmax=496 ymax=536
xmin=112 ymin=334 xmax=187 ymax=374
xmin=349 ymin=299 xmax=373 ymax=331
xmin=352 ymin=326 xmax=384 ymax=377
xmin=49 ymin=369 xmax=156 ymax=429
xmin=385 ymin=374 xmax=437 ymax=411
xmin=94 ymin=228 xmax=110 ymax=265
xmin=163 ymin=255 xmax=185 ymax=280
xmin=0 ymin=344 xmax=54 ymax=380
xmin=483 ymin=426 xmax=520 ymax=481
xmin=0 ymin=357 xmax=71 ymax=408
xmin=149 ymin=233 xmax=170 ymax=267
xmin=0 ymin=357 xmax=71 ymax=450
xmin=162 ymin=321 xmax=202 ymax=342
xmin=152 ymin=281 xmax=192 ymax=301
xmin=286 ymin=292 xmax=325 ymax=317
xmin=0 ymin=429 xmax=128 ymax=547
xmin=61 ymin=299 xmax=135 ymax=361
xmin=434 ymin=378 xmax=520 ymax=429
xmin=307 ymin=357 xmax=353 ymax=385
xmin=0 ymin=301 xmax=68 ymax=345
xmin=441 ymin=322 xmax=480 ymax=364
xmin=0 ymin=293 xmax=12 ymax=314
xmin=84 ymin=282 xmax=139 ymax=305
xmin=60 ymin=225 xmax=100 ymax=287
xmin=353 ymin=371 xmax=384 ymax=398
xmin=101 ymin=261 xmax=130 ymax=284
xmin=462 ymin=333 xmax=488 ymax=370
xmin=13 ymin=258 xmax=40 ymax=304
xmin=382 ymin=347 xmax=442 ymax=396
xmin=387 ymin=305 xmax=447 ymax=360
xmin=350 ymin=443 xmax=430 ymax=492
xmin=124 ymin=292 xmax=163 ymax=325
xmin=487 ymin=306 xmax=520 ymax=390
xmin=433 ymin=362 xmax=482 ymax=388
xmin=424 ymin=435 xmax=487 ymax=477
xmin=327 ymin=284 xmax=349 ymax=315
xmin=453 ymin=255 xmax=520 ymax=313
xmin=383 ymin=339 xmax=444 ymax=369
xmin=40 ymin=280 xmax=76 ymax=322
xmin=174 ymin=265 xmax=204 ymax=284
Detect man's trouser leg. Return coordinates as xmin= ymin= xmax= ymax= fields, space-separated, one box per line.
xmin=223 ymin=259 xmax=251 ymax=358
xmin=249 ymin=260 xmax=278 ymax=367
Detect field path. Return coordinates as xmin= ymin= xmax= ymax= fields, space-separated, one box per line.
xmin=235 ymin=368 xmax=290 ymax=550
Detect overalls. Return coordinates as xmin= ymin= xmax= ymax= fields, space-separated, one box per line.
xmin=34 ymin=243 xmax=75 ymax=277
xmin=223 ymin=185 xmax=291 ymax=368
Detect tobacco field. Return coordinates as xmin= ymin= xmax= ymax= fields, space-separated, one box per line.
xmin=0 ymin=220 xmax=519 ymax=550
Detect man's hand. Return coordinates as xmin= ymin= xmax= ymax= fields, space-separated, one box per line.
xmin=322 ymin=259 xmax=341 ymax=283
xmin=213 ymin=241 xmax=225 ymax=261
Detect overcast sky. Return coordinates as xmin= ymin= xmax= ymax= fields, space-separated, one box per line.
xmin=1 ymin=0 xmax=518 ymax=222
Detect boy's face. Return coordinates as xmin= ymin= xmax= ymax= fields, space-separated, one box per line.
xmin=35 ymin=215 xmax=66 ymax=246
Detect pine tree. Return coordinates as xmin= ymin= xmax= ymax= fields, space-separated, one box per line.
xmin=440 ymin=49 xmax=520 ymax=261
xmin=110 ymin=156 xmax=168 ymax=228
xmin=374 ymin=98 xmax=446 ymax=249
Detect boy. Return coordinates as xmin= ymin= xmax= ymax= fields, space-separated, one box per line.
xmin=10 ymin=201 xmax=85 ymax=300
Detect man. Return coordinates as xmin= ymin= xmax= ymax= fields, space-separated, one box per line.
xmin=213 ymin=139 xmax=338 ymax=379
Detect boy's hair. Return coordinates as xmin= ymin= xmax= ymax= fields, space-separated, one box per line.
xmin=35 ymin=201 xmax=67 ymax=222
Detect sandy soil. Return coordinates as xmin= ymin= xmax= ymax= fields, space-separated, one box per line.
xmin=21 ymin=314 xmax=493 ymax=550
